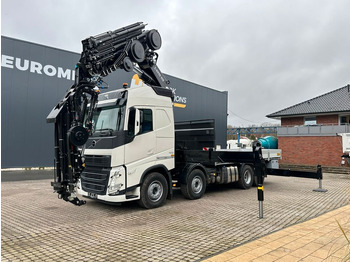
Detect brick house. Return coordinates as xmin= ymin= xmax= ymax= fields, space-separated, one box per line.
xmin=267 ymin=84 xmax=350 ymax=167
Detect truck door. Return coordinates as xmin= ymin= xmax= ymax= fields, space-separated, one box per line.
xmin=125 ymin=107 xmax=156 ymax=187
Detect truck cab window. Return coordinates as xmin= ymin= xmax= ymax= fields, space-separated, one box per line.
xmin=90 ymin=105 xmax=125 ymax=136
xmin=128 ymin=108 xmax=153 ymax=136
xmin=128 ymin=108 xmax=136 ymax=136
xmin=140 ymin=109 xmax=153 ymax=134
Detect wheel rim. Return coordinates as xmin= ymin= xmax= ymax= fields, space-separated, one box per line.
xmin=148 ymin=181 xmax=163 ymax=202
xmin=244 ymin=170 xmax=252 ymax=185
xmin=191 ymin=176 xmax=203 ymax=194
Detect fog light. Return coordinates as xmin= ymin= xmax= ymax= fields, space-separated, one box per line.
xmin=109 ymin=181 xmax=123 ymax=194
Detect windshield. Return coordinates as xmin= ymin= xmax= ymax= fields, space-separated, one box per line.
xmin=90 ymin=105 xmax=125 ymax=136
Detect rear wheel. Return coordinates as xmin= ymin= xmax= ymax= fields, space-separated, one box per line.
xmin=238 ymin=165 xmax=254 ymax=189
xmin=181 ymin=169 xmax=206 ymax=200
xmin=138 ymin=172 xmax=168 ymax=209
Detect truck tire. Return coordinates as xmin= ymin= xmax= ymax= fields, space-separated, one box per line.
xmin=138 ymin=172 xmax=168 ymax=209
xmin=238 ymin=165 xmax=254 ymax=189
xmin=180 ymin=169 xmax=206 ymax=200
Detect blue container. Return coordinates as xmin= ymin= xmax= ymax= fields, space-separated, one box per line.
xmin=258 ymin=136 xmax=278 ymax=149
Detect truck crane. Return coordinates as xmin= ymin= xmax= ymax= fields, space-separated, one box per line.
xmin=48 ymin=22 xmax=322 ymax=209
xmin=47 ymin=22 xmax=172 ymax=206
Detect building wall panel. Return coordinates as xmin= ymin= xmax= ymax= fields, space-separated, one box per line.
xmin=316 ymin=114 xmax=338 ymax=125
xmin=281 ymin=117 xmax=304 ymax=126
xmin=279 ymin=136 xmax=345 ymax=166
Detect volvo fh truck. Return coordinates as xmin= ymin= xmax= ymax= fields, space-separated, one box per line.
xmin=47 ymin=22 xmax=268 ymax=208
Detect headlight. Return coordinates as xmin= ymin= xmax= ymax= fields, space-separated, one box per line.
xmin=108 ymin=168 xmax=124 ymax=194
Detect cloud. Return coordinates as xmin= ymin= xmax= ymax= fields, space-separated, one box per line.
xmin=2 ymin=0 xmax=350 ymax=126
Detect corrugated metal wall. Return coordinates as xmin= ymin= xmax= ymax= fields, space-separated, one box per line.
xmin=1 ymin=36 xmax=227 ymax=168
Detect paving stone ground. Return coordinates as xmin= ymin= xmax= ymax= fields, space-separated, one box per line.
xmin=204 ymin=205 xmax=350 ymax=262
xmin=1 ymin=172 xmax=349 ymax=261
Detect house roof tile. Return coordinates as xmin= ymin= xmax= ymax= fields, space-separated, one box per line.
xmin=266 ymin=84 xmax=350 ymax=118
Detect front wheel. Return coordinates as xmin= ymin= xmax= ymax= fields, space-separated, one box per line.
xmin=181 ymin=169 xmax=206 ymax=200
xmin=138 ymin=172 xmax=168 ymax=209
xmin=238 ymin=165 xmax=254 ymax=189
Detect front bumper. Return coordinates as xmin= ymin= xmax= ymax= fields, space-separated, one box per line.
xmin=77 ymin=188 xmax=140 ymax=203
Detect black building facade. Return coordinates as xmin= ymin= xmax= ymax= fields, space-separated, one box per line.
xmin=1 ymin=36 xmax=227 ymax=168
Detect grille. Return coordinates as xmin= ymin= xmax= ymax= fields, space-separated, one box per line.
xmin=81 ymin=167 xmax=111 ymax=195
xmin=84 ymin=155 xmax=111 ymax=167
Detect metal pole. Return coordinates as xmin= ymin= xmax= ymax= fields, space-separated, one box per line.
xmin=313 ymin=178 xmax=328 ymax=192
xmin=313 ymin=166 xmax=327 ymax=192
xmin=259 ymin=201 xmax=263 ymax=219
xmin=258 ymin=185 xmax=264 ymax=219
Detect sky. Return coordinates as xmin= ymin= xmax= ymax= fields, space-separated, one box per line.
xmin=2 ymin=0 xmax=350 ymax=126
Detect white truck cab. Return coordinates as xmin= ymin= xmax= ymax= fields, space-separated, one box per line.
xmin=77 ymin=85 xmax=175 ymax=208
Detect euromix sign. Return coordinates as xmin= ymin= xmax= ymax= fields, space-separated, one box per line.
xmin=1 ymin=54 xmax=188 ymax=108
xmin=2 ymin=54 xmax=76 ymax=81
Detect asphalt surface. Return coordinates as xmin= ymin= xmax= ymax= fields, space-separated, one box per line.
xmin=2 ymin=171 xmax=350 ymax=261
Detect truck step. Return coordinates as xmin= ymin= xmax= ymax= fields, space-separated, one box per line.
xmin=126 ymin=195 xmax=139 ymax=199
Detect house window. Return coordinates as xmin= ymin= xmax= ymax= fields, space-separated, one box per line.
xmin=304 ymin=116 xmax=317 ymax=125
xmin=339 ymin=115 xmax=350 ymax=125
